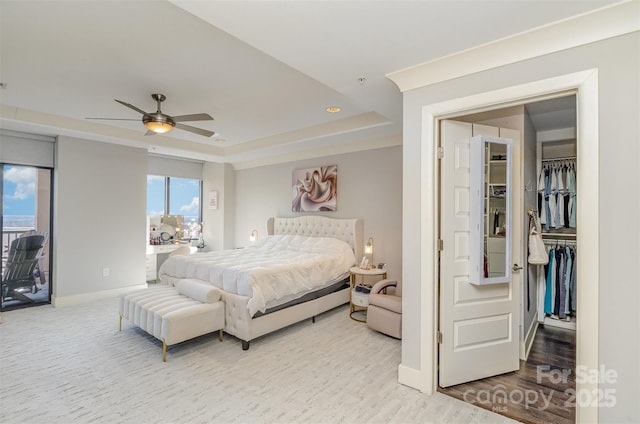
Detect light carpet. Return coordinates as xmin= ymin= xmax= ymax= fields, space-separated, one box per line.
xmin=0 ymin=297 xmax=517 ymax=424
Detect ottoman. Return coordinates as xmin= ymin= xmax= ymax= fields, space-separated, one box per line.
xmin=119 ymin=279 xmax=225 ymax=361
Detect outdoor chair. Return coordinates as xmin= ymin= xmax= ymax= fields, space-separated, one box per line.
xmin=1 ymin=232 xmax=48 ymax=303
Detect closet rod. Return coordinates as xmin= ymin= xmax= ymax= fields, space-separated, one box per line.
xmin=541 ymin=156 xmax=576 ymax=162
xmin=543 ymin=239 xmax=577 ymax=246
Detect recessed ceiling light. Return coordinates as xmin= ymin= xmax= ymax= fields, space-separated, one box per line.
xmin=325 ymin=106 xmax=341 ymax=113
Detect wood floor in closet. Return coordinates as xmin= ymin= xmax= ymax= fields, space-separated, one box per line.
xmin=439 ymin=324 xmax=576 ymax=424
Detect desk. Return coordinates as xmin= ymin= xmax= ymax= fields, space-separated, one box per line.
xmin=349 ymin=266 xmax=387 ymax=322
xmin=146 ymin=244 xmax=197 ymax=282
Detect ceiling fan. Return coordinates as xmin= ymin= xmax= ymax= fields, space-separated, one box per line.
xmin=88 ymin=94 xmax=215 ymax=137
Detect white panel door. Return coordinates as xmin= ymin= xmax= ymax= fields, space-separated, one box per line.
xmin=439 ymin=120 xmax=522 ymax=387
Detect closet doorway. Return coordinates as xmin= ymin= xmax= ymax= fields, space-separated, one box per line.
xmin=437 ymin=95 xmax=578 ymax=424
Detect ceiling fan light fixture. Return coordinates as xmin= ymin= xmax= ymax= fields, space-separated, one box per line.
xmin=144 ymin=120 xmax=174 ymax=134
xmin=143 ymin=113 xmax=175 ymax=134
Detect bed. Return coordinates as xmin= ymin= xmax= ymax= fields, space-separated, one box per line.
xmin=158 ymin=216 xmax=363 ymax=349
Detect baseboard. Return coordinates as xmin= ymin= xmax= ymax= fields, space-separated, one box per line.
xmin=52 ymin=284 xmax=148 ymax=307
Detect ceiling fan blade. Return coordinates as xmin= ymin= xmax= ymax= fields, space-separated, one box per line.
xmin=144 ymin=130 xmax=157 ymax=136
xmin=175 ymin=123 xmax=215 ymax=137
xmin=172 ymin=113 xmax=213 ymax=123
xmin=114 ymin=99 xmax=147 ymax=115
xmin=85 ymin=117 xmax=140 ymax=121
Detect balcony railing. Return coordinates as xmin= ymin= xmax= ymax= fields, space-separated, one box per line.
xmin=2 ymin=227 xmax=35 ymax=257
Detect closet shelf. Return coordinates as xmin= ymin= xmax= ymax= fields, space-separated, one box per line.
xmin=541 ymin=316 xmax=576 ymax=330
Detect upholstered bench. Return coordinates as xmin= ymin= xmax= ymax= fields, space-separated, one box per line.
xmin=119 ymin=279 xmax=225 ymax=362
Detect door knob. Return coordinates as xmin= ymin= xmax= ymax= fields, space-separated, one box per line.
xmin=512 ymin=264 xmax=523 ymax=272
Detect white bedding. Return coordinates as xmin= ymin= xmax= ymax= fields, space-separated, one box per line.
xmin=158 ymin=235 xmax=356 ymax=316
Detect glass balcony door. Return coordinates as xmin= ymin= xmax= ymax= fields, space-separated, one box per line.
xmin=1 ymin=164 xmax=52 ymax=310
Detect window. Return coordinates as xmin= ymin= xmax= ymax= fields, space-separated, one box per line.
xmin=147 ymin=175 xmax=202 ymax=225
xmin=146 ymin=175 xmax=166 ymax=216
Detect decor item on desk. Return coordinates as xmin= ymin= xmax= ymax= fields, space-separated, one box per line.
xmin=197 ymin=233 xmax=205 ymax=249
xmin=161 ymin=215 xmax=184 ymax=234
xmin=527 ymin=211 xmax=548 ymax=265
xmin=196 ymin=222 xmax=205 ymax=249
xmin=249 ymin=230 xmax=258 ymax=242
xmin=291 ymin=165 xmax=337 ymax=212
xmin=186 ymin=219 xmax=201 ymax=241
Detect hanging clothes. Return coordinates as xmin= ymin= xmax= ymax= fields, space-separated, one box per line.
xmin=543 ymin=242 xmax=577 ymax=320
xmin=536 ymin=159 xmax=577 ymax=230
xmin=537 ymin=169 xmax=547 ymax=226
xmin=556 ymin=166 xmax=565 ymax=228
xmin=568 ymin=166 xmax=577 ymax=228
xmin=544 ymin=248 xmax=555 ymax=314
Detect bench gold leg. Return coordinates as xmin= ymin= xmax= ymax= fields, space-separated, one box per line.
xmin=219 ymin=329 xmax=223 ymax=342
xmin=162 ymin=339 xmax=167 ymax=362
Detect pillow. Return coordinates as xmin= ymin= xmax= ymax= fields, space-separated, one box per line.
xmin=176 ymin=279 xmax=221 ymax=304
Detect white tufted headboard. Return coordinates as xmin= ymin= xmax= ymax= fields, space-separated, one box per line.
xmin=267 ymin=216 xmax=364 ymax=260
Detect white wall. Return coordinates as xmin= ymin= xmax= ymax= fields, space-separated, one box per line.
xmin=234 ymin=146 xmax=403 ymax=281
xmin=401 ymin=32 xmax=639 ymax=423
xmin=53 ymin=136 xmax=147 ymax=303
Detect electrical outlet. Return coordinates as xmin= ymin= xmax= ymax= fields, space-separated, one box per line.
xmin=102 ymin=267 xmax=109 ymax=277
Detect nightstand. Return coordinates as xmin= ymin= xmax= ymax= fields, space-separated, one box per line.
xmin=349 ymin=266 xmax=387 ymax=322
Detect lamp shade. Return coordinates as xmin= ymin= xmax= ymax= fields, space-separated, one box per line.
xmin=249 ymin=230 xmax=258 ymax=242
xmin=143 ymin=112 xmax=175 ymax=134
xmin=364 ymin=237 xmax=374 ymax=264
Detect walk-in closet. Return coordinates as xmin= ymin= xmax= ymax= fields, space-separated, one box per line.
xmin=533 ymin=135 xmax=577 ymax=331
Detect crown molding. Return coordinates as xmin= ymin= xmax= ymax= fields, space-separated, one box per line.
xmin=387 ymin=1 xmax=639 ymax=92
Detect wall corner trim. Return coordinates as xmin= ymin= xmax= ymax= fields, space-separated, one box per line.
xmin=398 ymin=363 xmax=432 ymax=394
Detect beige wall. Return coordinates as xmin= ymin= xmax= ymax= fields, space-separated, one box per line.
xmin=234 ymin=146 xmax=403 ymax=281
xmin=201 ymin=162 xmax=235 ymax=252
xmin=53 ymin=136 xmax=147 ymax=301
xmin=49 ymin=138 xmax=401 ymax=304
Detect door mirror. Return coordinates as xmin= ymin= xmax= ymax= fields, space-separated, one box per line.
xmin=469 ymin=135 xmax=513 ymax=285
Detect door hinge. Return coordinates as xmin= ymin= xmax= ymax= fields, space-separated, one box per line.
xmin=437 ymin=147 xmax=444 ymax=159
xmin=437 ymin=331 xmax=443 ymax=344
xmin=438 ymin=239 xmax=444 ymax=251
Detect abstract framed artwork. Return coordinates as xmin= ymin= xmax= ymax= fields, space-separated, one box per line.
xmin=292 ymin=165 xmax=337 ymax=212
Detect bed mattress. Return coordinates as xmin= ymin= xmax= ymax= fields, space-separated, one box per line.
xmin=159 ymin=234 xmax=356 ymax=316
xmin=254 ymin=277 xmax=349 ymax=318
